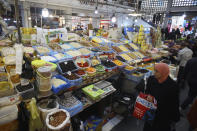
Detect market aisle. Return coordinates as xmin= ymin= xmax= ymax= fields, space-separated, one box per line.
xmin=112 ymin=83 xmax=190 ymax=131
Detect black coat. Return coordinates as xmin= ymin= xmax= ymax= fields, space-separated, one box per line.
xmin=144 ymin=76 xmax=180 ymax=131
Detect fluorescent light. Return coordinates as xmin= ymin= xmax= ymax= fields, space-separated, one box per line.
xmin=8 ymin=18 xmax=10 ymax=21
xmin=13 ymin=21 xmax=16 ymax=23
xmin=49 ymin=15 xmax=53 ymax=17
xmin=4 ymin=18 xmax=7 ymax=21
xmin=28 ymin=17 xmax=31 ymax=20
xmin=128 ymin=13 xmax=142 ymax=16
xmin=183 ymin=14 xmax=186 ymax=18
xmin=42 ymin=8 xmax=49 ymax=17
xmin=112 ymin=16 xmax=116 ymax=23
xmin=135 ymin=19 xmax=138 ymax=22
xmin=126 ymin=17 xmax=128 ymax=20
xmin=95 ymin=7 xmax=98 ymax=14
xmin=128 ymin=9 xmax=135 ymax=11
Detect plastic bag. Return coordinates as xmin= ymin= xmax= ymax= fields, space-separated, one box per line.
xmin=4 ymin=55 xmax=16 ymax=65
xmin=14 ymin=44 xmax=23 ymax=74
xmin=133 ymin=92 xmax=157 ymax=121
xmin=1 ymin=47 xmax=15 ymax=56
xmin=27 ymin=98 xmax=43 ymax=131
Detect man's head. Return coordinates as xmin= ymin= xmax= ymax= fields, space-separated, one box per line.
xmin=180 ymin=41 xmax=189 ymax=49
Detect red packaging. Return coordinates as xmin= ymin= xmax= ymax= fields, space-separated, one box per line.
xmin=133 ymin=92 xmax=157 ymax=120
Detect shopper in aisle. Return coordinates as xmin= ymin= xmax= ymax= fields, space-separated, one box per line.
xmin=181 ymin=57 xmax=197 ymax=110
xmin=143 ymin=63 xmax=180 ymax=131
xmin=187 ymin=99 xmax=197 ymax=131
xmin=176 ymin=42 xmax=193 ymax=89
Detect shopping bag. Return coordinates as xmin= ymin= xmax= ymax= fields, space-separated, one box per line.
xmin=133 ymin=92 xmax=157 ymax=120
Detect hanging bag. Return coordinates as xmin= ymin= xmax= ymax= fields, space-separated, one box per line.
xmin=133 ymin=76 xmax=157 ymax=121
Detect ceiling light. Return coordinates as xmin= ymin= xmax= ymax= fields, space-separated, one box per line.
xmin=128 ymin=13 xmax=142 ymax=17
xmin=183 ymin=14 xmax=186 ymax=18
xmin=13 ymin=20 xmax=16 ymax=23
xmin=126 ymin=17 xmax=128 ymax=20
xmin=4 ymin=18 xmax=7 ymax=21
xmin=95 ymin=7 xmax=98 ymax=14
xmin=28 ymin=17 xmax=31 ymax=20
xmin=135 ymin=19 xmax=138 ymax=23
xmin=49 ymin=15 xmax=53 ymax=17
xmin=111 ymin=14 xmax=116 ymax=23
xmin=128 ymin=9 xmax=135 ymax=12
xmin=42 ymin=8 xmax=49 ymax=17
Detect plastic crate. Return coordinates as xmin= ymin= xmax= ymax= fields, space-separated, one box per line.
xmin=51 ymin=75 xmax=71 ymax=94
xmin=15 ymin=83 xmax=35 ymax=100
xmin=57 ymin=60 xmax=78 ymax=74
xmin=59 ymin=100 xmax=83 ymax=117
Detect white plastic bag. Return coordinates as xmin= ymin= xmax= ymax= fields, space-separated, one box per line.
xmin=46 ymin=109 xmax=70 ymax=131
xmin=14 ymin=44 xmax=23 ymax=74
xmin=1 ymin=47 xmax=15 ymax=56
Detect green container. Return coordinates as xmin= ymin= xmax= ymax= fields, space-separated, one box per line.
xmin=82 ymin=85 xmax=104 ymax=101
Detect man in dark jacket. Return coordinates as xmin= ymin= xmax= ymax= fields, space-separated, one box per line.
xmin=181 ymin=58 xmax=197 ymax=110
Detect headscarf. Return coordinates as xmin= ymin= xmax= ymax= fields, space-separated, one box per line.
xmin=155 ymin=63 xmax=170 ymax=83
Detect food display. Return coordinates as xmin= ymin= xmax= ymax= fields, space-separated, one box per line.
xmin=0 ymin=73 xmax=8 ymax=82
xmin=75 ymin=58 xmax=89 ymax=68
xmin=48 ymin=43 xmax=62 ymax=51
xmin=60 ymin=44 xmax=72 ymax=50
xmin=112 ymin=59 xmax=124 ymax=67
xmin=129 ymin=43 xmax=139 ymax=50
xmin=63 ymin=73 xmax=80 ymax=80
xmin=146 ymin=66 xmax=154 ymax=71
xmin=125 ymin=65 xmax=135 ymax=71
xmin=78 ymin=48 xmax=92 ymax=55
xmin=36 ymin=46 xmax=50 ymax=55
xmin=90 ymin=57 xmax=100 ymax=66
xmin=127 ymin=52 xmax=138 ymax=59
xmin=1 ymin=47 xmax=15 ymax=56
xmin=101 ymin=60 xmax=116 ymax=68
xmin=89 ymin=42 xmax=100 ymax=47
xmin=118 ymin=45 xmax=129 ymax=52
xmin=66 ymin=50 xmax=81 ymax=57
xmin=133 ymin=52 xmax=145 ymax=58
xmin=92 ymin=37 xmax=103 ymax=43
xmin=112 ymin=46 xmax=122 ymax=53
xmin=16 ymin=84 xmax=33 ymax=92
xmin=70 ymin=42 xmax=82 ymax=48
xmin=24 ymin=47 xmax=34 ymax=54
xmin=53 ymin=53 xmax=66 ymax=60
xmin=124 ymin=44 xmax=135 ymax=51
xmin=41 ymin=56 xmax=57 ymax=62
xmin=95 ymin=65 xmax=105 ymax=73
xmin=49 ymin=111 xmax=67 ymax=127
xmin=52 ymin=78 xmax=67 ymax=88
xmin=58 ymin=60 xmax=77 ymax=73
xmin=75 ymin=69 xmax=86 ymax=76
xmin=10 ymin=74 xmax=20 ymax=84
xmin=80 ymin=41 xmax=91 ymax=47
xmin=116 ymin=56 xmax=126 ymax=62
xmin=98 ymin=46 xmax=111 ymax=52
xmin=120 ymin=54 xmax=133 ymax=61
xmin=86 ymin=67 xmax=96 ymax=76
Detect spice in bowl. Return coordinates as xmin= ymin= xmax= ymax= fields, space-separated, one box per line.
xmin=59 ymin=60 xmax=77 ymax=73
xmin=75 ymin=70 xmax=86 ymax=76
xmin=91 ymin=57 xmax=100 ymax=66
xmin=125 ymin=65 xmax=135 ymax=71
xmin=76 ymin=58 xmax=89 ymax=68
xmin=112 ymin=59 xmax=124 ymax=66
xmin=63 ymin=73 xmax=80 ymax=80
xmin=49 ymin=111 xmax=67 ymax=127
xmin=112 ymin=46 xmax=122 ymax=53
xmin=101 ymin=60 xmax=116 ymax=68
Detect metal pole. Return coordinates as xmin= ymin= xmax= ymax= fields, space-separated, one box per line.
xmin=15 ymin=0 xmax=22 ymax=43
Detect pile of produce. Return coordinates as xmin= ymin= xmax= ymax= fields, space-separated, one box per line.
xmin=49 ymin=111 xmax=67 ymax=127
xmin=51 ymin=78 xmax=67 ymax=88
xmin=59 ymin=60 xmax=77 ymax=73
xmin=75 ymin=58 xmax=89 ymax=68
xmin=63 ymin=73 xmax=80 ymax=80
xmin=101 ymin=60 xmax=116 ymax=68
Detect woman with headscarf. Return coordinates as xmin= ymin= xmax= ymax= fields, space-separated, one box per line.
xmin=143 ymin=63 xmax=180 ymax=131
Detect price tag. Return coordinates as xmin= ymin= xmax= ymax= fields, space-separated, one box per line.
xmin=21 ymin=78 xmax=29 ymax=86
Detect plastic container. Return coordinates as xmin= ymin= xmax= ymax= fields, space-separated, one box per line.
xmin=37 ymin=98 xmax=59 ymax=122
xmin=36 ymin=69 xmax=52 ymax=95
xmin=46 ymin=109 xmax=71 ymax=131
xmin=63 ymin=73 xmax=82 ymax=86
xmin=75 ymin=58 xmax=91 ymax=69
xmin=0 ymin=81 xmax=14 ymax=98
xmin=59 ymin=102 xmax=83 ymax=117
xmin=15 ymin=83 xmax=35 ymax=100
xmin=57 ymin=60 xmax=78 ymax=74
xmin=0 ymin=104 xmax=18 ymax=125
xmin=51 ymin=75 xmax=71 ymax=94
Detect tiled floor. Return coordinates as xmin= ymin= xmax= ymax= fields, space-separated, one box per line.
xmin=112 ymin=83 xmax=192 ymax=131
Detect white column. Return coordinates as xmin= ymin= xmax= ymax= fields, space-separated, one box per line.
xmin=22 ymin=1 xmax=31 ymax=27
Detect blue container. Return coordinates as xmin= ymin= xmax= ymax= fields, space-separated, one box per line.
xmin=59 ymin=101 xmax=83 ymax=117
xmin=50 ymin=52 xmax=72 ymax=62
xmin=33 ymin=46 xmax=53 ymax=56
xmin=51 ymin=75 xmax=71 ymax=94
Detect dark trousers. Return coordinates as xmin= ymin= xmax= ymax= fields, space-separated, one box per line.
xmin=143 ymin=121 xmax=171 ymax=131
xmin=181 ymin=84 xmax=197 ymax=110
xmin=177 ymin=66 xmax=185 ymax=89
